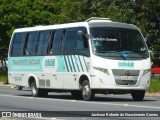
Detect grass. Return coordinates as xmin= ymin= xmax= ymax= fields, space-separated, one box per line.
xmin=0 ymin=72 xmax=8 ymax=84
xmin=147 ymin=77 xmax=160 ymax=93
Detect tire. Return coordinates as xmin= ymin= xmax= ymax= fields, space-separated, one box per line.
xmin=131 ymin=90 xmax=145 ymax=101
xmin=41 ymin=90 xmax=48 ymax=97
xmin=16 ymin=85 xmax=23 ymax=90
xmin=71 ymin=90 xmax=82 ymax=99
xmin=81 ymin=80 xmax=95 ymax=101
xmin=31 ymin=81 xmax=48 ymax=97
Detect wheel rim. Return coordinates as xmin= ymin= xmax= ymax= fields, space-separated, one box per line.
xmin=83 ymin=85 xmax=90 ymax=97
xmin=32 ymin=83 xmax=37 ymax=95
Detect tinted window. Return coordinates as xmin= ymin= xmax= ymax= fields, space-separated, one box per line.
xmin=11 ymin=32 xmax=26 ymax=56
xmin=76 ymin=28 xmax=89 ymax=50
xmin=26 ymin=32 xmax=38 ymax=55
xmin=90 ymin=27 xmax=148 ymax=59
xmin=51 ymin=29 xmax=64 ymax=55
xmin=75 ymin=27 xmax=90 ymax=56
xmin=37 ymin=30 xmax=52 ymax=55
xmin=63 ymin=28 xmax=77 ymax=54
xmin=48 ymin=31 xmax=55 ymax=54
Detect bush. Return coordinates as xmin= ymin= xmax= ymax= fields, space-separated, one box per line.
xmin=147 ymin=77 xmax=160 ymax=93
xmin=0 ymin=72 xmax=8 ymax=84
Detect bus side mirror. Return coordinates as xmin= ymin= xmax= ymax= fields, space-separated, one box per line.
xmin=145 ymin=34 xmax=154 ymax=46
xmin=77 ymin=30 xmax=89 ymax=40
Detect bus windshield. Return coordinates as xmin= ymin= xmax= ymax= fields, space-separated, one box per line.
xmin=90 ymin=27 xmax=149 ymax=60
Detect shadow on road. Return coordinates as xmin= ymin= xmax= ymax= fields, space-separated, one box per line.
xmin=18 ymin=92 xmax=158 ymax=102
xmin=7 ymin=87 xmax=157 ymax=102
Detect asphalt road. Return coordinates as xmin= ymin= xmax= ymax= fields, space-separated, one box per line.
xmin=0 ymin=86 xmax=160 ymax=120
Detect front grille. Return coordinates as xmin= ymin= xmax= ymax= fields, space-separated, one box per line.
xmin=115 ymin=79 xmax=137 ymax=85
xmin=112 ymin=69 xmax=140 ymax=85
xmin=112 ymin=69 xmax=140 ymax=76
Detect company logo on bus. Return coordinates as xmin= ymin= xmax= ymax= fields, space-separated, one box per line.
xmin=42 ymin=57 xmax=58 ymax=72
xmin=118 ymin=61 xmax=134 ymax=68
xmin=45 ymin=59 xmax=55 ymax=67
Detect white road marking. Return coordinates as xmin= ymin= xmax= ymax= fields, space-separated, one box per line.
xmin=122 ymin=104 xmax=129 ymax=106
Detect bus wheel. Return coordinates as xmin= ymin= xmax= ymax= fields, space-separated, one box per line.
xmin=31 ymin=81 xmax=48 ymax=97
xmin=71 ymin=90 xmax=82 ymax=99
xmin=31 ymin=81 xmax=40 ymax=97
xmin=82 ymin=80 xmax=95 ymax=101
xmin=16 ymin=85 xmax=23 ymax=90
xmin=131 ymin=90 xmax=145 ymax=101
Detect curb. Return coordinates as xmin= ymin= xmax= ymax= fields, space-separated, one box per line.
xmin=146 ymin=92 xmax=160 ymax=97
xmin=0 ymin=82 xmax=16 ymax=88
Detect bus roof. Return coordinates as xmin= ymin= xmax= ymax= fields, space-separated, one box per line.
xmin=14 ymin=22 xmax=86 ymax=32
xmin=13 ymin=17 xmax=137 ymax=33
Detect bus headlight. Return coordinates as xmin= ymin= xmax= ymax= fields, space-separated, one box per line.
xmin=93 ymin=67 xmax=109 ymax=75
xmin=143 ymin=69 xmax=151 ymax=76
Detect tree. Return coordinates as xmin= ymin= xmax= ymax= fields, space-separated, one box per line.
xmin=0 ymin=0 xmax=159 ymax=65
xmin=0 ymin=0 xmax=55 ymax=62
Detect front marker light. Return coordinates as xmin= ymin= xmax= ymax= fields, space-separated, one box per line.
xmin=93 ymin=67 xmax=109 ymax=75
xmin=145 ymin=80 xmax=150 ymax=87
xmin=143 ymin=69 xmax=151 ymax=76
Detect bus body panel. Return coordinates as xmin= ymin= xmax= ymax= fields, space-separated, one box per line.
xmin=90 ymin=54 xmax=151 ymax=90
xmin=8 ymin=55 xmax=90 ymax=90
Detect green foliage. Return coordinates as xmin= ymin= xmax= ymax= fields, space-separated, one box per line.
xmin=0 ymin=72 xmax=8 ymax=84
xmin=0 ymin=0 xmax=159 ymax=61
xmin=148 ymin=78 xmax=160 ymax=93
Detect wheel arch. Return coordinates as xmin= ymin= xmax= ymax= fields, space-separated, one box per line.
xmin=28 ymin=74 xmax=38 ymax=87
xmin=79 ymin=74 xmax=90 ymax=89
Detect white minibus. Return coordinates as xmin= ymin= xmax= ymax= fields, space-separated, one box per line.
xmin=8 ymin=17 xmax=151 ymax=101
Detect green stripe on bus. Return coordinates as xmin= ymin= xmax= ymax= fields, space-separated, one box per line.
xmin=66 ymin=55 xmax=72 ymax=72
xmin=83 ymin=56 xmax=88 ymax=72
xmin=70 ymin=55 xmax=76 ymax=72
xmin=78 ymin=55 xmax=84 ymax=72
xmin=64 ymin=56 xmax=69 ymax=72
xmin=74 ymin=55 xmax=80 ymax=72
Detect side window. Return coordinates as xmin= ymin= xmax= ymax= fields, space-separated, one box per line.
xmin=48 ymin=31 xmax=55 ymax=54
xmin=11 ymin=32 xmax=26 ymax=56
xmin=26 ymin=31 xmax=39 ymax=55
xmin=76 ymin=27 xmax=90 ymax=56
xmin=76 ymin=39 xmax=84 ymax=49
xmin=51 ymin=29 xmax=64 ymax=55
xmin=37 ymin=30 xmax=52 ymax=55
xmin=63 ymin=28 xmax=77 ymax=54
xmin=76 ymin=28 xmax=89 ymax=49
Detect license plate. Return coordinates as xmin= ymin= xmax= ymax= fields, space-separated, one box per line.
xmin=121 ymin=76 xmax=133 ymax=80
